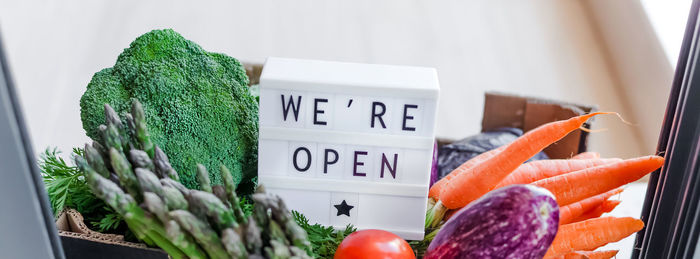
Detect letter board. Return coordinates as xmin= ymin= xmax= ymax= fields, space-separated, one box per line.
xmin=258 ymin=57 xmax=439 ymax=240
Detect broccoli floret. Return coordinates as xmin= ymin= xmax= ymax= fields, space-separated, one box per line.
xmin=80 ymin=29 xmax=258 ymax=191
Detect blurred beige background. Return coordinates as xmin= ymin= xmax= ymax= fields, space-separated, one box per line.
xmin=0 ymin=0 xmax=677 ymax=159
xmin=0 ymin=1 xmax=687 ymax=257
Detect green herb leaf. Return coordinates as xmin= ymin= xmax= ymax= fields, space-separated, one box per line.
xmin=292 ymin=210 xmax=356 ymax=259
xmin=92 ymin=209 xmax=123 ymax=232
xmin=40 ymin=147 xmax=125 ymax=232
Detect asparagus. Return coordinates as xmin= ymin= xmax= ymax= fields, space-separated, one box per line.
xmin=252 ymin=193 xmax=274 ymax=229
xmin=104 ymin=104 xmax=130 ymax=149
xmin=109 ymin=147 xmax=141 ymax=202
xmin=129 ymin=149 xmax=155 ymax=171
xmin=268 ymin=220 xmax=289 ymax=245
xmin=265 ymin=239 xmax=291 ymax=259
xmin=79 ymin=102 xmax=315 ymax=259
xmin=165 ymin=220 xmax=208 ymax=259
xmin=161 ymin=178 xmax=189 ymax=195
xmin=77 ymin=156 xmax=132 ymax=215
xmin=162 ymin=186 xmax=188 ymax=210
xmin=187 ymin=190 xmax=237 ymax=230
xmin=104 ymin=103 xmax=124 ymax=130
xmin=212 ymin=185 xmax=232 ymax=208
xmin=196 ymin=164 xmax=212 ymax=193
xmin=80 ymin=158 xmax=187 ymax=258
xmin=243 ymin=215 xmax=263 ymax=255
xmin=143 ymin=192 xmax=169 ymax=223
xmin=84 ymin=143 xmax=110 ymax=178
xmin=221 ymin=165 xmax=246 ymax=222
xmin=170 ymin=210 xmax=228 ymax=258
xmin=124 ymin=113 xmax=136 ymax=139
xmin=126 ymin=205 xmax=186 ymax=259
xmin=154 ymin=146 xmax=178 ymax=180
xmin=131 ymin=100 xmax=154 ymax=157
xmin=135 ymin=168 xmax=164 ymax=197
xmin=103 ymin=124 xmax=124 ymax=153
xmin=290 ymin=247 xmax=312 ymax=259
xmin=221 ymin=228 xmax=248 ymax=258
xmin=91 ymin=141 xmax=109 ymax=165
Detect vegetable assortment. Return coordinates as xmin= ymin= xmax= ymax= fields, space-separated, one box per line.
xmin=75 ymin=100 xmax=312 ymax=258
xmin=423 ymin=112 xmax=664 ymax=258
xmin=37 ymin=27 xmax=664 ymax=258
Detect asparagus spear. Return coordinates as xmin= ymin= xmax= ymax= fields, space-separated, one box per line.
xmin=289 ymin=246 xmax=312 ymax=259
xmin=221 ymin=227 xmax=248 ymax=258
xmin=252 ymin=193 xmax=273 ymax=228
xmin=186 ymin=190 xmax=237 ymax=230
xmin=196 ymin=164 xmax=212 ymax=193
xmin=135 ymin=168 xmax=164 ymax=197
xmin=265 ymin=239 xmax=291 ymax=259
xmin=253 ymin=193 xmax=311 ymax=252
xmin=276 ymin=199 xmax=311 ymax=251
xmin=220 ymin=165 xmax=246 ymax=222
xmin=103 ymin=103 xmax=123 ymax=130
xmin=143 ymin=193 xmax=209 ymax=259
xmin=212 ymin=185 xmax=232 ymax=208
xmin=162 ymin=186 xmax=188 ymax=210
xmin=109 ymin=147 xmax=142 ymax=202
xmin=268 ymin=220 xmax=289 ymax=245
xmin=125 ymin=205 xmax=186 ymax=259
xmin=91 ymin=141 xmax=109 ymax=163
xmin=129 ymin=149 xmax=155 ymax=171
xmin=131 ymin=100 xmax=154 ymax=158
xmin=161 ymin=178 xmax=189 ymax=195
xmin=143 ymin=192 xmax=169 ymax=223
xmin=165 ymin=220 xmax=208 ymax=259
xmin=170 ymin=210 xmax=228 ymax=259
xmin=243 ymin=215 xmax=263 ymax=255
xmin=154 ymin=146 xmax=178 ymax=180
xmin=77 ymin=156 xmax=132 ymax=215
xmin=103 ymin=124 xmax=124 ymax=153
xmin=84 ymin=143 xmax=110 ymax=178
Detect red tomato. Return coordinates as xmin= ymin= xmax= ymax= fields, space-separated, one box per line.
xmin=334 ymin=229 xmax=415 ymax=259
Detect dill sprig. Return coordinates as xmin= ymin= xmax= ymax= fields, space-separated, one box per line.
xmin=292 ymin=211 xmax=356 ymax=258
xmin=40 ymin=147 xmax=124 ymax=232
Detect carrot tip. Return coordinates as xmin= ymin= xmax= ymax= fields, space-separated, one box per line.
xmin=579 ymin=126 xmax=609 ymax=133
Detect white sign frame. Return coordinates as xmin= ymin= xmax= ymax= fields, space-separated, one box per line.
xmin=258 ymin=57 xmax=439 ymax=240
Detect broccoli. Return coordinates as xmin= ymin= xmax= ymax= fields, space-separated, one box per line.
xmin=80 ymin=29 xmax=258 ymax=191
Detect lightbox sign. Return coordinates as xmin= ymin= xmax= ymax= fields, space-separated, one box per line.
xmin=257 ymin=57 xmax=439 ymax=239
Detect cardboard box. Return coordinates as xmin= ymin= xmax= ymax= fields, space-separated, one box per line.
xmin=56 ymin=209 xmax=169 ymax=259
xmin=481 ymin=92 xmax=596 ymax=158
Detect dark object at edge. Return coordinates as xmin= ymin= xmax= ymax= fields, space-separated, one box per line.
xmin=437 ymin=128 xmax=548 ymax=180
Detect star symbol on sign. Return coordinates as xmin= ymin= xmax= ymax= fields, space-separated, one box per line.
xmin=334 ymin=200 xmax=354 ymax=217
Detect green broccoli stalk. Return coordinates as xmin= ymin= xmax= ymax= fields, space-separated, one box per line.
xmin=80 ymin=29 xmax=258 ymax=191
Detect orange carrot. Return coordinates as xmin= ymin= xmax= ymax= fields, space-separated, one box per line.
xmin=532 ymin=155 xmax=663 ymax=206
xmin=559 ymin=188 xmax=623 ymax=225
xmin=571 ymin=199 xmax=621 ymax=223
xmin=494 ymin=158 xmax=621 ymax=189
xmin=560 ymin=253 xmax=588 ymax=259
xmin=429 ymin=146 xmax=505 ymax=198
xmin=438 ymin=112 xmax=608 ymax=209
xmin=577 ymin=250 xmax=618 ymax=259
xmin=561 ymin=250 xmax=618 ymax=259
xmin=572 ymin=152 xmax=600 ymax=160
xmin=544 ymin=217 xmax=644 ymax=258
